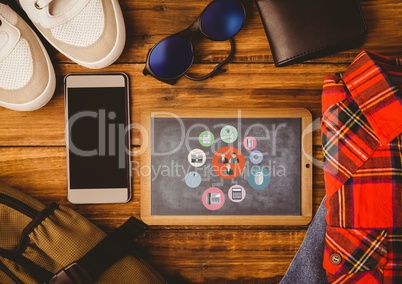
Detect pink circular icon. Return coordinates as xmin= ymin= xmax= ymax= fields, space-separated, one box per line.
xmin=243 ymin=136 xmax=257 ymax=150
xmin=202 ymin=187 xmax=225 ymax=210
xmin=228 ymin=185 xmax=246 ymax=202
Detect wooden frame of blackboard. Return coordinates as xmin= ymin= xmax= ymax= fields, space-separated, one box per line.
xmin=140 ymin=108 xmax=312 ymax=226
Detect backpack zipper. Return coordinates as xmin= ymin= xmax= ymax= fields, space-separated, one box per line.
xmin=0 ymin=193 xmax=38 ymax=219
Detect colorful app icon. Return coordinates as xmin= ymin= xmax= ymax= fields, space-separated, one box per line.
xmin=243 ymin=136 xmax=257 ymax=150
xmin=212 ymin=146 xmax=245 ymax=179
xmin=247 ymin=166 xmax=270 ymax=190
xmin=220 ymin=125 xmax=238 ymax=143
xmin=202 ymin=187 xmax=225 ymax=210
xmin=188 ymin=149 xmax=206 ymax=167
xmin=199 ymin=130 xmax=215 ymax=147
xmin=249 ymin=150 xmax=263 ymax=164
xmin=228 ymin=185 xmax=246 ymax=202
xmin=184 ymin=171 xmax=202 ymax=188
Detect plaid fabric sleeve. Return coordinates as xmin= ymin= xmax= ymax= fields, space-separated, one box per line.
xmin=343 ymin=52 xmax=402 ymax=145
xmin=321 ymin=75 xmax=381 ymax=198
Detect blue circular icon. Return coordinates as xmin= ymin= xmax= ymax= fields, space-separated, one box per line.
xmin=247 ymin=166 xmax=270 ymax=190
xmin=249 ymin=150 xmax=263 ymax=164
xmin=184 ymin=171 xmax=202 ymax=188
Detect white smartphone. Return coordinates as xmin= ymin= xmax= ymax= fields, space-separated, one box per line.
xmin=64 ymin=73 xmax=131 ymax=204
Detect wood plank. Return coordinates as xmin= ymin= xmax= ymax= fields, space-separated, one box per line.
xmin=0 ymin=63 xmax=338 ymax=146
xmin=137 ymin=230 xmax=309 ymax=283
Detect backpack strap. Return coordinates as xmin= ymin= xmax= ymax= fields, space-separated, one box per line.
xmin=48 ymin=216 xmax=149 ymax=284
xmin=0 ymin=248 xmax=54 ymax=282
xmin=0 ymin=260 xmax=23 ymax=284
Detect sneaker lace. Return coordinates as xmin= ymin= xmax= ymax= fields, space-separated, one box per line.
xmin=35 ymin=0 xmax=53 ymax=9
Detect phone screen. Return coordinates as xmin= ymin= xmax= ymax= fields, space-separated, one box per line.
xmin=66 ymin=79 xmax=130 ymax=190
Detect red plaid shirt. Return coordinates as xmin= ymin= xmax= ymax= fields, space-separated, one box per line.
xmin=321 ymin=51 xmax=402 ymax=283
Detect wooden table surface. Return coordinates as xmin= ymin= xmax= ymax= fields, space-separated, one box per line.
xmin=1 ymin=0 xmax=402 ymax=283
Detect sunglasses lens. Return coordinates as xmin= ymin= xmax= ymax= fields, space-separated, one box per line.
xmin=201 ymin=0 xmax=245 ymax=41
xmin=148 ymin=35 xmax=193 ymax=79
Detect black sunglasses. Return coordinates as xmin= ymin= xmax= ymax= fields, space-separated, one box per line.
xmin=143 ymin=0 xmax=247 ymax=85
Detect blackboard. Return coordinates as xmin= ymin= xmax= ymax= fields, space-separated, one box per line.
xmin=141 ymin=109 xmax=312 ymax=225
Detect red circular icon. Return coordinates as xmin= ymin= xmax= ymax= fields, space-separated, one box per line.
xmin=212 ymin=146 xmax=245 ymax=179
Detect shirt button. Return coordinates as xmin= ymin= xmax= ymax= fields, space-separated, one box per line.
xmin=330 ymin=253 xmax=342 ymax=265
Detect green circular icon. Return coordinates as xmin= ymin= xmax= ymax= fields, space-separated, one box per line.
xmin=220 ymin=125 xmax=238 ymax=143
xmin=199 ymin=131 xmax=215 ymax=147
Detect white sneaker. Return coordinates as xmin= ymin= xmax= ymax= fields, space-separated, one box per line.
xmin=18 ymin=0 xmax=126 ymax=69
xmin=0 ymin=3 xmax=55 ymax=111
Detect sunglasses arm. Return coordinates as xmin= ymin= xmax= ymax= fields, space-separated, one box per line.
xmin=184 ymin=38 xmax=235 ymax=81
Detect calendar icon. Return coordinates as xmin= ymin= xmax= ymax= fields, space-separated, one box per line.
xmin=231 ymin=188 xmax=242 ymax=200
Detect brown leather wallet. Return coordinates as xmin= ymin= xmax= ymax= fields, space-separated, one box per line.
xmin=255 ymin=0 xmax=368 ymax=66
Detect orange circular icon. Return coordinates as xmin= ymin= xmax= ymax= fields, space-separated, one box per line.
xmin=212 ymin=146 xmax=245 ymax=179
